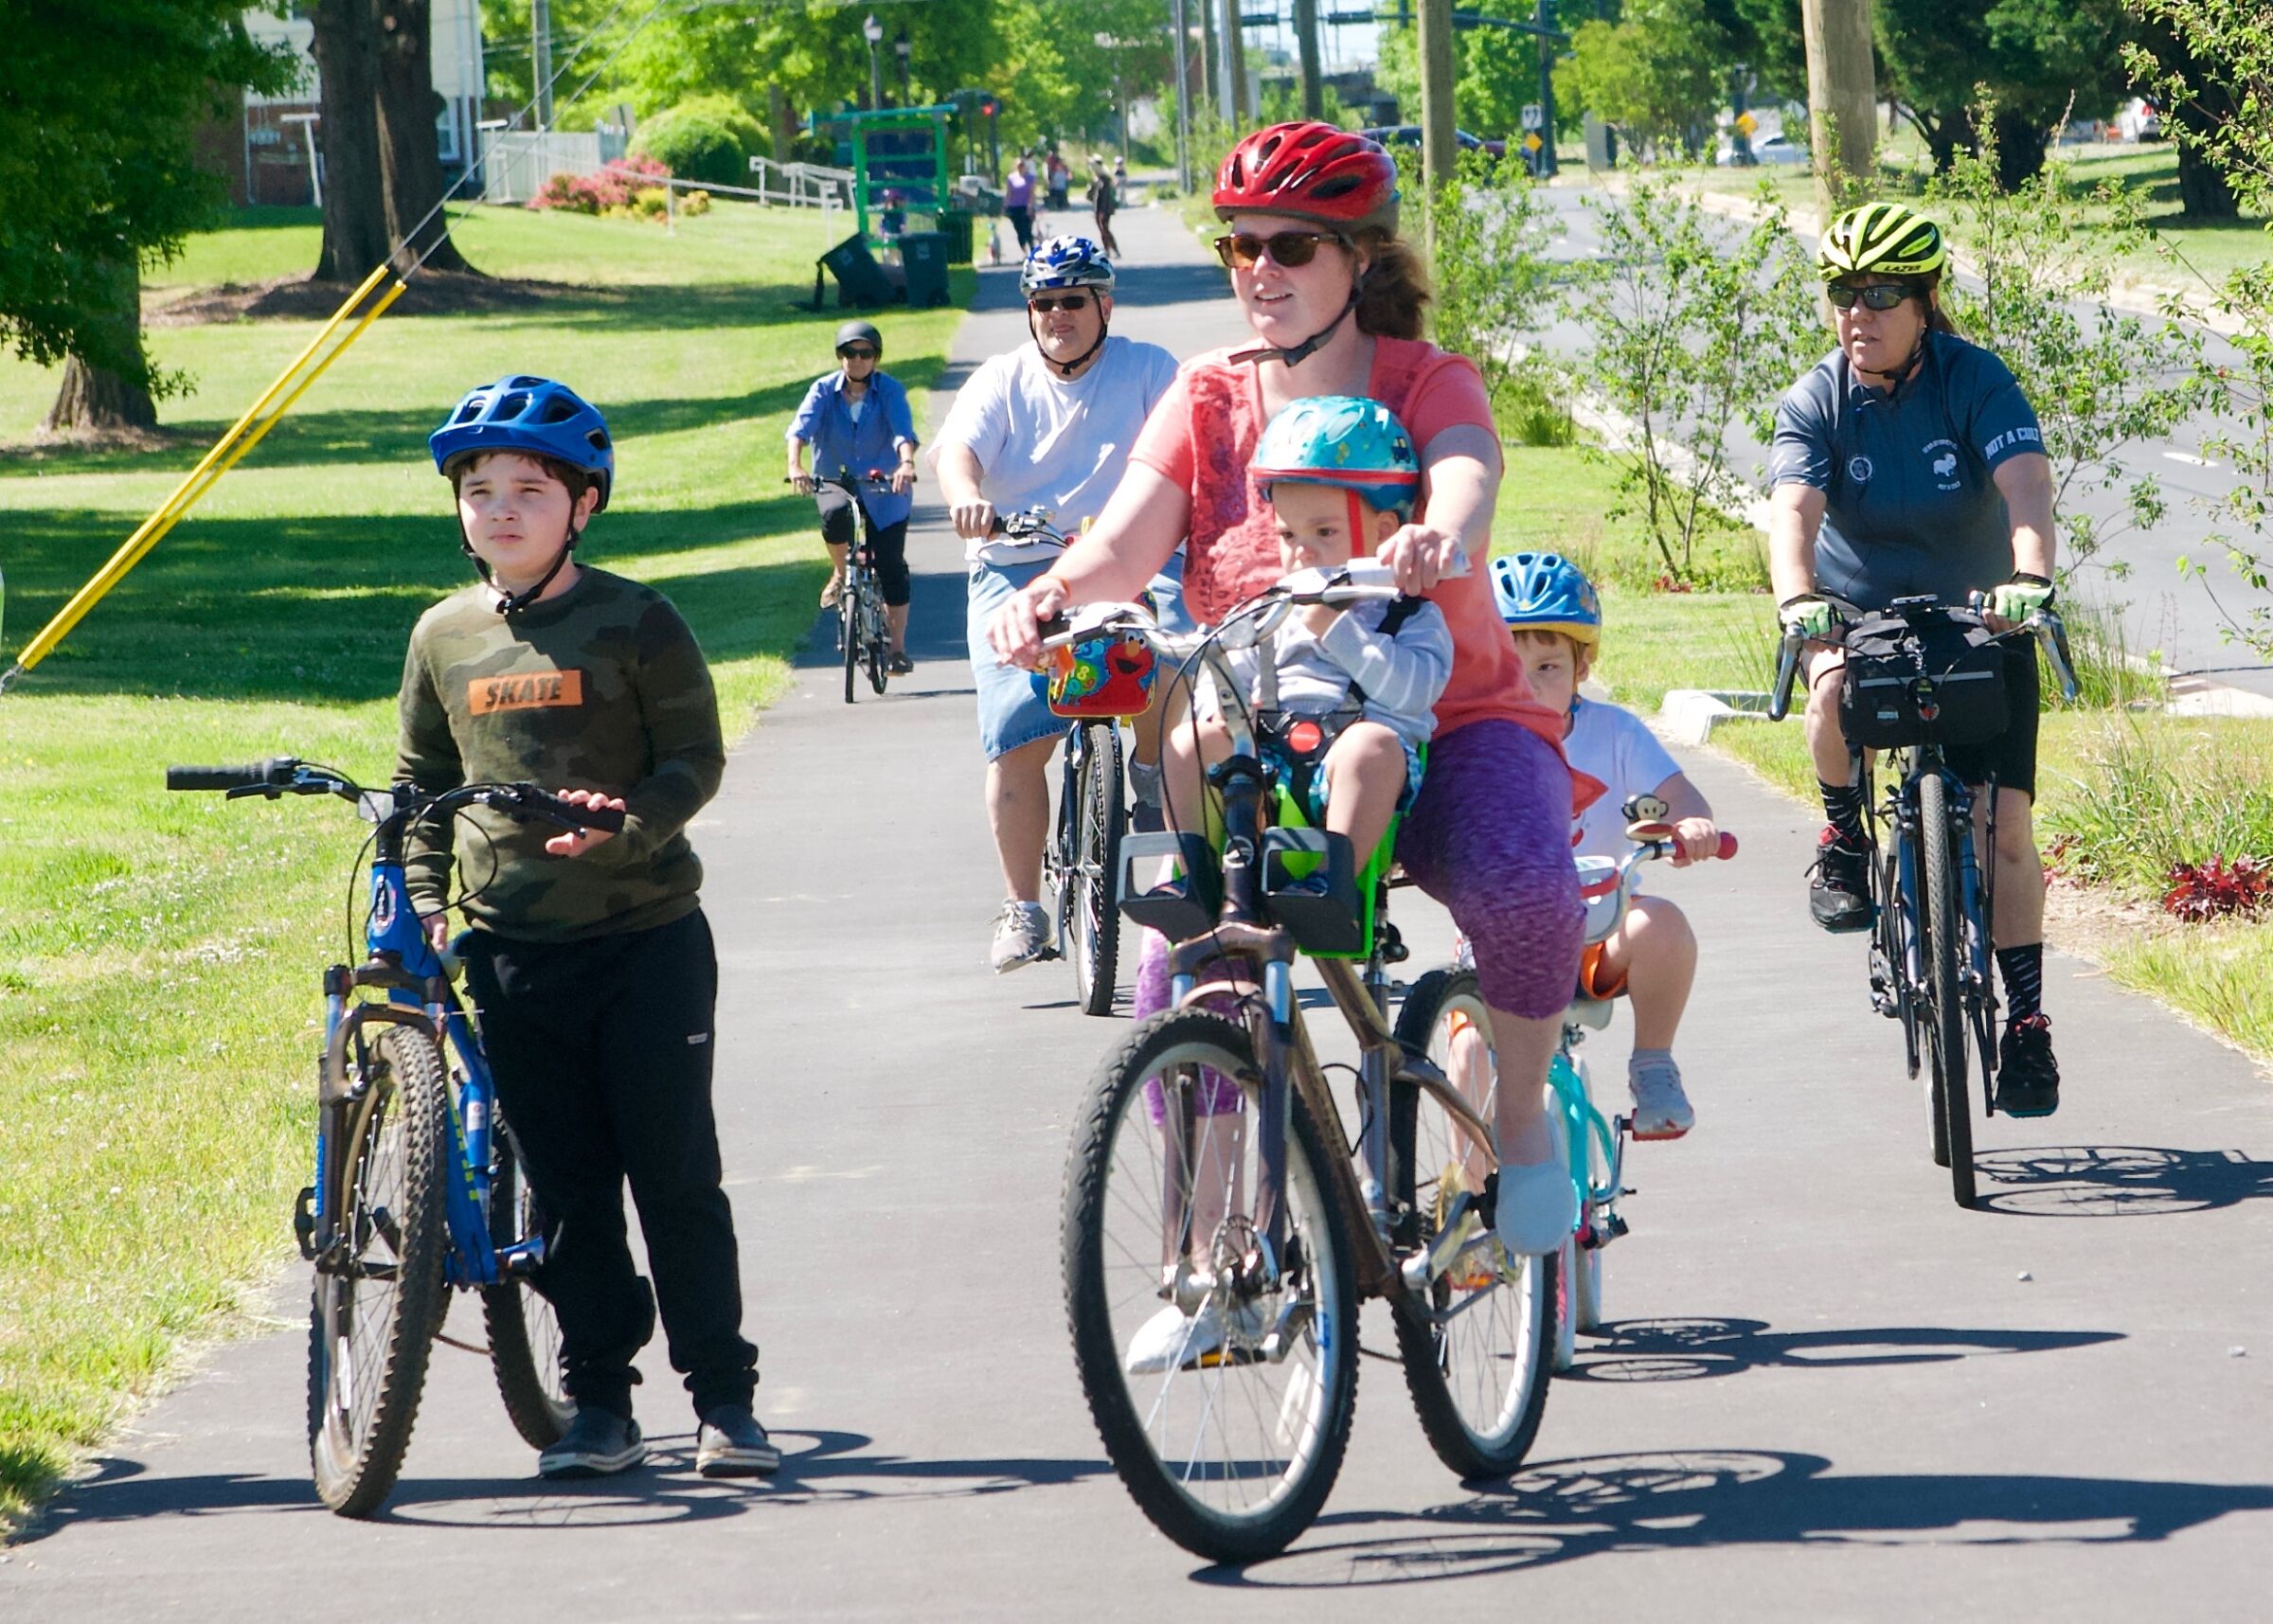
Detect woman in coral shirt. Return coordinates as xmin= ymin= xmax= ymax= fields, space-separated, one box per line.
xmin=989 ymin=122 xmax=1583 ymax=1257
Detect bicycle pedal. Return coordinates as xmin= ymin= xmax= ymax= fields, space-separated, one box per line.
xmin=292 ymin=1187 xmax=318 ymax=1261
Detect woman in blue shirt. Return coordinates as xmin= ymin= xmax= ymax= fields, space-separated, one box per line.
xmin=1767 ymin=204 xmax=2064 ymax=1116
xmin=786 ymin=320 xmax=922 ymax=672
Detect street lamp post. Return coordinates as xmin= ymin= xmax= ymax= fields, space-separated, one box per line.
xmin=894 ymin=28 xmax=912 ymax=106
xmin=863 ymin=13 xmax=884 ymax=111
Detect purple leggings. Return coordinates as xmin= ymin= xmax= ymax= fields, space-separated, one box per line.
xmin=1136 ymin=718 xmax=1583 ymax=1118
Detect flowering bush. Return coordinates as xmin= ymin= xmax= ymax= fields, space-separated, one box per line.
xmin=528 ymin=155 xmax=671 ymax=216
xmin=2161 ymin=854 xmax=2273 ymax=922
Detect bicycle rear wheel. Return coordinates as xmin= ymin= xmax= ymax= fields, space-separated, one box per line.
xmin=1387 ymin=970 xmax=1553 ymax=1479
xmin=307 ymin=1024 xmax=449 ymax=1516
xmin=1921 ymin=773 xmax=1977 ymax=1207
xmin=482 ymin=1118 xmax=572 ymax=1450
xmin=1065 ymin=723 xmax=1125 ymax=1017
xmin=1063 ymin=1009 xmax=1359 ymax=1563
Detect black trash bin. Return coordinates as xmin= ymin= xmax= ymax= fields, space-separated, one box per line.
xmin=817 ymin=232 xmax=892 ymax=309
xmin=901 ymin=231 xmax=951 ymax=309
xmin=939 ymin=207 xmax=975 ymax=266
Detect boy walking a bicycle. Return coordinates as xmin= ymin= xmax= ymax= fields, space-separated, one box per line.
xmin=398 ymin=375 xmax=777 ymax=1481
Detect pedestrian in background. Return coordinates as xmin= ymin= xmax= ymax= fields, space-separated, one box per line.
xmin=1088 ymin=153 xmax=1120 ymax=258
xmin=1005 ymin=155 xmax=1036 ymax=255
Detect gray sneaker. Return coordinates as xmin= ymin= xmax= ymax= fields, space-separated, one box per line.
xmin=990 ymin=900 xmax=1053 ymax=973
xmin=1628 ymin=1056 xmax=1695 ymax=1141
xmin=538 ymin=1407 xmax=645 ymax=1479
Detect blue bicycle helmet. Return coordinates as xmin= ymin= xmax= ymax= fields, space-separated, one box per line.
xmin=1020 ymin=234 xmax=1116 ymax=294
xmin=1251 ymin=395 xmax=1421 ymax=522
xmin=1491 ymin=551 xmax=1602 ymax=646
xmin=430 ymin=375 xmax=615 ymax=512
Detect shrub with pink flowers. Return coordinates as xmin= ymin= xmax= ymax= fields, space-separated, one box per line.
xmin=528 ymin=154 xmax=671 ymax=216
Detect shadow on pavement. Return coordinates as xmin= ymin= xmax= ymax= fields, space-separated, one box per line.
xmin=1973 ymin=1145 xmax=2273 ymax=1217
xmin=1194 ymin=1450 xmax=2273 ymax=1586
xmin=19 ymin=1431 xmax=1105 ymax=1541
xmin=1562 ymin=1317 xmax=2121 ymax=1384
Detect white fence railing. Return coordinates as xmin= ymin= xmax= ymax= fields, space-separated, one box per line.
xmin=476 ymin=129 xmax=629 ymax=204
xmin=744 ymin=156 xmax=858 ymax=210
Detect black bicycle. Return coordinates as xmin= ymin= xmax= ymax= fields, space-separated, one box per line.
xmin=1772 ymin=595 xmax=2077 ymax=1207
xmin=1001 ymin=508 xmax=1130 ymax=1017
xmin=794 ymin=470 xmax=900 ymax=705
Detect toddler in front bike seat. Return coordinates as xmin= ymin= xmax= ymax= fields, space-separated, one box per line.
xmin=1160 ymin=396 xmax=1452 ymax=880
xmin=1486 ymin=553 xmax=1722 ymax=1141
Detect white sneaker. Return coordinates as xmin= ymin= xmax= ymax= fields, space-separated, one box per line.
xmin=1122 ymin=1299 xmax=1264 ymax=1374
xmin=1628 ymin=1057 xmax=1695 ymax=1140
xmin=1494 ymin=1160 xmax=1578 ymax=1258
xmin=990 ymin=900 xmax=1052 ymax=973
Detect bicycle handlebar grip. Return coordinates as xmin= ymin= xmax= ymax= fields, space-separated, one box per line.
xmin=165 ymin=759 xmax=287 ymax=792
xmin=558 ymin=799 xmax=627 ymax=833
xmin=1767 ymin=633 xmax=1803 ymax=723
xmin=1716 ymin=832 xmax=1739 ymax=860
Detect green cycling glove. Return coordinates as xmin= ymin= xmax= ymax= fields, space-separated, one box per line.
xmin=1989 ymin=573 xmax=2055 ymax=622
xmin=1778 ymin=594 xmax=1835 ymax=639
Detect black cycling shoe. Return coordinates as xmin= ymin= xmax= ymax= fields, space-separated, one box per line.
xmin=1807 ymin=827 xmax=1874 ymax=934
xmin=695 ymin=1405 xmax=781 ymax=1478
xmin=1995 ymin=1013 xmax=2062 ymax=1117
xmin=886 ymin=651 xmax=914 ymax=676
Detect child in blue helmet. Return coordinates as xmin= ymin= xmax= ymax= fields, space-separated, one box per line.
xmin=402 ymin=376 xmax=777 ymax=1481
xmin=1489 ymin=552 xmax=1722 ymax=1139
xmin=1160 ymin=396 xmax=1454 ymax=887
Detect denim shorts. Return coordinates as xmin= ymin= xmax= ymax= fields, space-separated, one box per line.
xmin=965 ymin=551 xmax=1193 ymax=761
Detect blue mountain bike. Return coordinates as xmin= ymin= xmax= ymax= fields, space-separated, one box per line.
xmin=166 ymin=758 xmax=622 ymax=1516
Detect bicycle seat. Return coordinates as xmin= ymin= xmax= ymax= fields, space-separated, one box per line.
xmin=1578 ymin=855 xmax=1626 ymax=947
xmin=1566 ymin=995 xmax=1617 ymax=1031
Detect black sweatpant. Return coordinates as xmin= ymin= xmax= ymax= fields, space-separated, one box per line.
xmin=464 ymin=907 xmax=758 ymax=1420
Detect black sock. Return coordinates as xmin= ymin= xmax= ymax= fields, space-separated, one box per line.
xmin=1996 ymin=944 xmax=2045 ymax=1022
xmin=1818 ymin=779 xmax=1868 ymax=848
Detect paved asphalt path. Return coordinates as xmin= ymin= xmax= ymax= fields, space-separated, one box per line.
xmin=9 ymin=203 xmax=2273 ymax=1620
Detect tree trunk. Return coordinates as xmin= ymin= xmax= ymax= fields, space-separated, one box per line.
xmin=2176 ymin=141 xmax=2240 ymax=221
xmin=43 ymin=259 xmax=155 ymax=434
xmin=1992 ymin=109 xmax=2048 ymax=191
xmin=375 ymin=0 xmax=474 ymax=273
xmin=311 ymin=0 xmax=397 ymax=281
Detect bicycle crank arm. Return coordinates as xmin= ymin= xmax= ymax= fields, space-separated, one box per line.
xmin=1399 ymin=1191 xmax=1483 ymax=1293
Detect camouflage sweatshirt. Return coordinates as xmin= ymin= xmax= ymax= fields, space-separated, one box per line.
xmin=394 ymin=567 xmax=725 ymax=942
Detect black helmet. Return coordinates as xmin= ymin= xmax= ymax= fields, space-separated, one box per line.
xmin=834 ymin=319 xmax=883 ymax=357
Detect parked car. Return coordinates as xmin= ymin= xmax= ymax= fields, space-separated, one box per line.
xmin=1719 ymin=132 xmax=1805 ymax=166
xmin=1361 ymin=124 xmax=1508 ymax=162
xmin=2116 ymin=98 xmax=2163 ymax=141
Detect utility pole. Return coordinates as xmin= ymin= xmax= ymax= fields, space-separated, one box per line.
xmin=1170 ymin=0 xmax=1194 ymax=190
xmin=1295 ymin=0 xmax=1323 ymax=119
xmin=1533 ymin=0 xmax=1559 ymax=177
xmin=1200 ymin=0 xmax=1218 ymax=124
xmin=1222 ymin=0 xmax=1247 ymax=123
xmin=1800 ymin=0 xmax=1875 ymax=215
xmin=1416 ymin=0 xmax=1457 ymax=251
xmin=531 ymin=0 xmax=553 ymax=130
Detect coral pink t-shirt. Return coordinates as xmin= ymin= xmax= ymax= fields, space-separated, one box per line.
xmin=1129 ymin=338 xmax=1561 ymax=749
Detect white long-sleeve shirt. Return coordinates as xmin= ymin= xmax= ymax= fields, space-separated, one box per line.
xmin=1222 ymin=595 xmax=1454 ymax=747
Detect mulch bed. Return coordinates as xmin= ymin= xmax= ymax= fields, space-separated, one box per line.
xmin=146 ymin=270 xmax=589 ymax=328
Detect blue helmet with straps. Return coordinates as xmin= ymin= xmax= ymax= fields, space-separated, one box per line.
xmin=1492 ymin=551 xmax=1601 ymax=645
xmin=430 ymin=375 xmax=615 ymax=512
xmin=1020 ymin=234 xmax=1116 ymax=294
xmin=1251 ymin=395 xmax=1422 ymax=521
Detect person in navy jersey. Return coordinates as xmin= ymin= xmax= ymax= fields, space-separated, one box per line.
xmin=1767 ymin=203 xmax=2066 ymax=1116
xmin=787 ymin=320 xmax=920 ymax=672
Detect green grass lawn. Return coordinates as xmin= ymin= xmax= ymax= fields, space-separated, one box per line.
xmin=0 ymin=199 xmax=968 ymax=1525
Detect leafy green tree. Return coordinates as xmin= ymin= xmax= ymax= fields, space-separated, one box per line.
xmin=1873 ymin=0 xmax=2131 ymax=186
xmin=1556 ymin=0 xmax=1732 ymax=159
xmin=0 ymin=2 xmax=294 ymax=431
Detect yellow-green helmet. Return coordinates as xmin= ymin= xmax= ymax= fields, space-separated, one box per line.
xmin=1819 ymin=203 xmax=1947 ymax=281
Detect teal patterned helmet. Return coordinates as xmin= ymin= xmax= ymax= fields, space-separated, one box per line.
xmin=1252 ymin=395 xmax=1422 ymax=521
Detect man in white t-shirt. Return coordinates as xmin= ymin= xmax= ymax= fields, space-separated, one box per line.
xmin=934 ymin=235 xmax=1181 ymax=973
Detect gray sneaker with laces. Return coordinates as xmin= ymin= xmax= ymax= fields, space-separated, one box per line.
xmin=1627 ymin=1055 xmax=1695 ymax=1141
xmin=990 ymin=900 xmax=1053 ymax=973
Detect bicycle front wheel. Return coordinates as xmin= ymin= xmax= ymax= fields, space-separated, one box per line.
xmin=840 ymin=590 xmax=859 ymax=705
xmin=1388 ymin=970 xmax=1553 ymax=1478
xmin=1921 ymin=773 xmax=1977 ymax=1207
xmin=864 ymin=587 xmax=888 ymax=694
xmin=482 ymin=1118 xmax=572 ymax=1449
xmin=1065 ymin=723 xmax=1125 ymax=1017
xmin=1063 ymin=1010 xmax=1360 ymax=1563
xmin=307 ymin=1024 xmax=449 ymax=1516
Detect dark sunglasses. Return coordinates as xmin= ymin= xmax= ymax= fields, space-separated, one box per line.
xmin=1027 ymin=294 xmax=1092 ymax=312
xmin=1826 ymin=282 xmax=1916 ymax=312
xmin=837 ymin=346 xmax=879 ymax=360
xmin=1212 ymin=230 xmax=1343 ymax=270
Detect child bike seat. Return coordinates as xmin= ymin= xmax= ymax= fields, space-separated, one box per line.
xmin=1577 ymin=855 xmax=1627 ymax=948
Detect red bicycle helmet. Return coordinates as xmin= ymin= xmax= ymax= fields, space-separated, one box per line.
xmin=1213 ymin=121 xmax=1399 ymax=236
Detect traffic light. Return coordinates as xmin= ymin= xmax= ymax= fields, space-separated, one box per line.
xmin=980 ymin=98 xmax=996 ymax=118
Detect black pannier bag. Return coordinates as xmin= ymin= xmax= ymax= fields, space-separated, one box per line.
xmin=1838 ymin=607 xmax=2010 ymax=748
